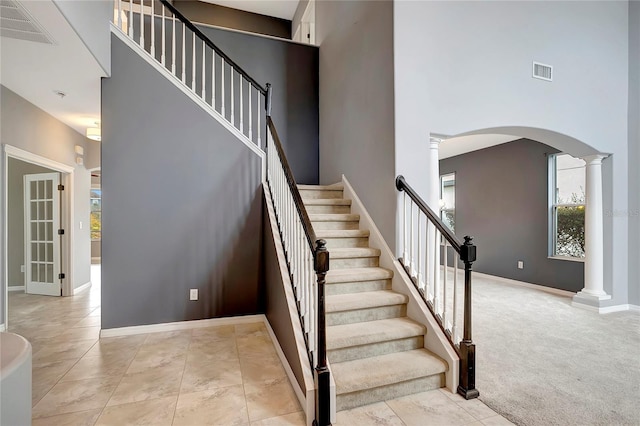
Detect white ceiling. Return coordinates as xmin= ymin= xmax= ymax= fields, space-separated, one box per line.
xmin=439 ymin=134 xmax=521 ymax=159
xmin=0 ymin=0 xmax=105 ymax=136
xmin=198 ymin=0 xmax=299 ymax=20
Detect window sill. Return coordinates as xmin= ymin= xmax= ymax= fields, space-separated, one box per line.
xmin=548 ymin=255 xmax=585 ymax=263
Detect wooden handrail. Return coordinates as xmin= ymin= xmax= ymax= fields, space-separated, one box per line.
xmin=267 ymin=117 xmax=317 ymax=251
xmin=158 ymin=0 xmax=267 ymax=94
xmin=395 ymin=175 xmax=463 ymax=253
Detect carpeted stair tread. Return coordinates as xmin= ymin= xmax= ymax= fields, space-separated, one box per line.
xmin=327 ymin=317 xmax=426 ymax=350
xmin=332 ymin=349 xmax=447 ymax=395
xmin=298 ymin=183 xmax=344 ymax=191
xmin=326 ymin=267 xmax=393 ymax=284
xmin=303 ymin=198 xmax=352 ymax=206
xmin=326 ymin=291 xmax=408 ymax=312
xmin=330 ymin=247 xmax=381 ymax=259
xmin=309 ymin=214 xmax=360 ymax=222
xmin=316 ymin=229 xmax=369 ymax=238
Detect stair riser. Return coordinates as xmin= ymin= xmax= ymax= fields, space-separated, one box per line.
xmin=336 ymin=374 xmax=445 ymax=412
xmin=300 ymin=190 xmax=344 ymax=199
xmin=327 ymin=305 xmax=407 ymax=326
xmin=326 ymin=280 xmax=391 ymax=295
xmin=312 ymin=221 xmax=360 ymax=230
xmin=328 ymin=336 xmax=424 ymax=363
xmin=306 ymin=205 xmax=352 ymax=214
xmin=322 ymin=237 xmax=369 ymax=248
xmin=331 ymin=257 xmax=379 ymax=269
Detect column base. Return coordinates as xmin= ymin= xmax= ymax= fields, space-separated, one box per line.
xmin=572 ymin=291 xmax=611 ymax=311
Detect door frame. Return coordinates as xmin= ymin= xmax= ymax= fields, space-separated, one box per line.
xmin=2 ymin=144 xmax=75 ymax=328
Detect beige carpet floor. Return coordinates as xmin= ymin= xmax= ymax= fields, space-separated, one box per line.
xmin=472 ymin=274 xmax=640 ymax=426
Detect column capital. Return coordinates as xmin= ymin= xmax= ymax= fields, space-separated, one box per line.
xmin=429 ymin=136 xmax=443 ymax=149
xmin=581 ymin=154 xmax=609 ymax=165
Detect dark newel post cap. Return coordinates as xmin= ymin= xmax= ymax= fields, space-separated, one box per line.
xmin=461 ymin=236 xmax=477 ymax=263
xmin=395 ymin=175 xmax=405 ymax=191
xmin=315 ymin=239 xmax=329 ymax=273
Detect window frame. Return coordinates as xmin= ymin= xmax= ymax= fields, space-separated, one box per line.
xmin=90 ymin=188 xmax=101 ymax=242
xmin=439 ymin=172 xmax=456 ymax=233
xmin=548 ymin=153 xmax=586 ymax=261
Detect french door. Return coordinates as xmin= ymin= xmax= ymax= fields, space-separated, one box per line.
xmin=24 ymin=173 xmax=61 ymax=296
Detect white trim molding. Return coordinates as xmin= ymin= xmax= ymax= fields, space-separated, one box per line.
xmin=8 ymin=286 xmax=25 ymax=292
xmin=571 ymin=302 xmax=640 ymax=314
xmin=100 ymin=314 xmax=266 ymax=338
xmin=0 ymin=323 xmax=5 ymax=332
xmin=472 ymin=271 xmax=576 ymax=298
xmin=73 ymin=281 xmax=92 ymax=295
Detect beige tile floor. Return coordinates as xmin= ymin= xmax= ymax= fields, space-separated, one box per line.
xmin=7 ymin=265 xmax=513 ymax=426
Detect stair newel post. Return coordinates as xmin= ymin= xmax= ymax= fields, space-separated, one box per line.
xmin=458 ymin=236 xmax=479 ymax=400
xmin=314 ymin=239 xmax=332 ymax=426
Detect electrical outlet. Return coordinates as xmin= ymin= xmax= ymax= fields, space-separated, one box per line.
xmin=517 ymin=261 xmax=524 ymax=269
xmin=20 ymin=265 xmax=25 ymax=273
xmin=189 ymin=289 xmax=198 ymax=301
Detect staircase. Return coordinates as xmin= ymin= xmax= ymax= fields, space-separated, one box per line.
xmin=299 ymin=183 xmax=447 ymax=412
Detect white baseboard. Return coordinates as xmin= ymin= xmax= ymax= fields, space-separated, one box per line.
xmin=572 ymin=302 xmax=640 ymax=314
xmin=264 ymin=319 xmax=307 ymax=412
xmin=100 ymin=314 xmax=265 ymax=338
xmin=8 ymin=286 xmax=25 ymax=292
xmin=73 ymin=281 xmax=92 ymax=294
xmin=0 ymin=323 xmax=5 ymax=332
xmin=472 ymin=271 xmax=576 ymax=298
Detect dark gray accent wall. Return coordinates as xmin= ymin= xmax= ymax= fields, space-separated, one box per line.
xmin=629 ymin=0 xmax=640 ymax=306
xmin=316 ymin=0 xmax=396 ymax=249
xmin=263 ymin=197 xmax=305 ymax=390
xmin=174 ymin=0 xmax=291 ymax=39
xmin=196 ymin=25 xmax=319 ymax=184
xmin=101 ymin=34 xmax=264 ymax=329
xmin=7 ymin=159 xmax=56 ymax=287
xmin=439 ymin=139 xmax=584 ymax=292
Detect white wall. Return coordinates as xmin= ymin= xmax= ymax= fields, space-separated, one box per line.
xmin=316 ymin=0 xmax=397 ymax=248
xmin=394 ymin=1 xmax=631 ymax=306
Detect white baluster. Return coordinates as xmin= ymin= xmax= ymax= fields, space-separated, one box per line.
xmin=443 ymin=241 xmax=448 ymax=330
xmin=240 ymin=78 xmax=244 ymax=135
xmin=150 ymin=0 xmax=154 ymax=57
xmin=453 ymin=255 xmax=459 ymax=343
xmin=403 ymin=192 xmax=407 ymax=265
xmin=139 ymin=0 xmax=144 ymax=47
xmin=161 ymin=3 xmax=165 ymax=66
xmin=201 ymin=41 xmax=206 ymax=100
xmin=211 ymin=52 xmax=216 ymax=109
xmin=433 ymin=227 xmax=439 ymax=315
xmin=409 ymin=202 xmax=414 ymax=276
xmin=117 ymin=0 xmax=122 ymax=28
xmin=230 ymin=70 xmax=235 ymax=126
xmin=181 ymin=23 xmax=186 ymax=83
xmin=220 ymin=58 xmax=225 ymax=117
xmin=191 ymin=33 xmax=196 ymax=91
xmin=257 ymin=92 xmax=261 ymax=146
xmin=248 ymin=87 xmax=253 ymax=141
xmin=171 ymin=13 xmax=176 ymax=74
xmin=128 ymin=0 xmax=133 ymax=37
xmin=417 ymin=211 xmax=422 ymax=289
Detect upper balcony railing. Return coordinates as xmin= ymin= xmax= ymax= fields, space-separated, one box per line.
xmin=112 ymin=0 xmax=267 ymax=148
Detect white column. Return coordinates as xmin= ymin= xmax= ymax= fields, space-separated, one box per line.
xmin=573 ymin=154 xmax=611 ymax=305
xmin=428 ymin=136 xmax=441 ymax=299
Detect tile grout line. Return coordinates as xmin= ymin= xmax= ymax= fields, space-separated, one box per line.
xmin=170 ymin=329 xmax=193 ymax=425
xmin=383 ymin=401 xmax=408 ymax=426
xmin=235 ymin=325 xmax=253 ymax=425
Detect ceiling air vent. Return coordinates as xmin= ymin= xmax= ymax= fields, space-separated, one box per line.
xmin=0 ymin=0 xmax=55 ymax=45
xmin=532 ymin=62 xmax=553 ymax=82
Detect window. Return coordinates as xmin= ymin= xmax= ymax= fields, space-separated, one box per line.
xmin=90 ymin=189 xmax=101 ymax=241
xmin=440 ymin=173 xmax=455 ymax=232
xmin=549 ymin=154 xmax=585 ymax=259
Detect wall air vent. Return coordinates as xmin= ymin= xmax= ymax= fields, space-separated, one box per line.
xmin=0 ymin=0 xmax=55 ymax=45
xmin=532 ymin=61 xmax=553 ymax=82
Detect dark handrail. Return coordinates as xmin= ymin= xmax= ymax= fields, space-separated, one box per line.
xmin=395 ymin=175 xmax=462 ymax=251
xmin=267 ymin=117 xmax=317 ymax=250
xmin=158 ymin=0 xmax=267 ymax=94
